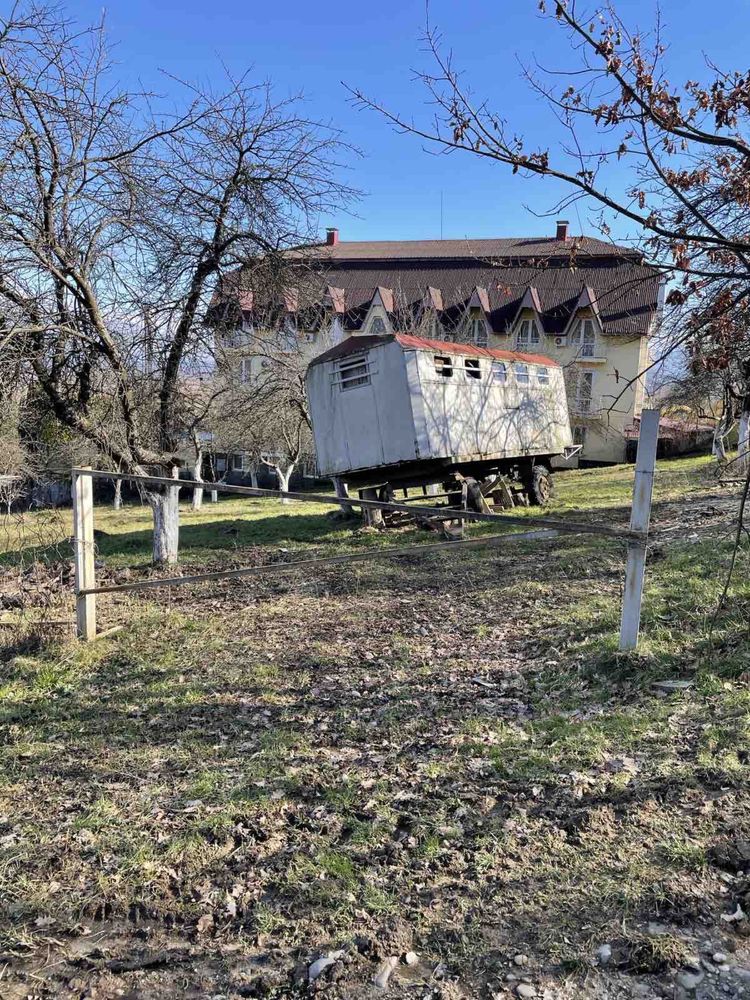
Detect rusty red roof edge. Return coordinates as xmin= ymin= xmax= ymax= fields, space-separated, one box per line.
xmin=308 ymin=333 xmax=561 ymax=369
xmin=395 ymin=333 xmax=559 ymax=366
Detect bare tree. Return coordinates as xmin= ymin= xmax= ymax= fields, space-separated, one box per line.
xmin=351 ymin=1 xmax=750 ymax=435
xmin=0 ymin=3 xmax=352 ymax=563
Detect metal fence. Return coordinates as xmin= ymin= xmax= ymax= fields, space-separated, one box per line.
xmin=68 ymin=410 xmax=661 ymax=651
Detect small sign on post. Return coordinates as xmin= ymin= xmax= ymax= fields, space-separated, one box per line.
xmin=72 ymin=467 xmax=96 ymax=640
xmin=619 ymin=408 xmax=660 ymax=651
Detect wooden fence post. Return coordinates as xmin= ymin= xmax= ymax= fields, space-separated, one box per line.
xmin=72 ymin=467 xmax=96 ymax=640
xmin=619 ymin=408 xmax=660 ymax=651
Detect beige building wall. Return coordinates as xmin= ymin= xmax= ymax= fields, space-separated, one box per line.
xmin=492 ymin=306 xmax=648 ymax=464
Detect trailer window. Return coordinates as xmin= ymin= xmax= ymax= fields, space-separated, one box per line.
xmin=465 ymin=358 xmax=481 ymax=380
xmin=336 ymin=355 xmax=370 ymax=390
xmin=491 ymin=361 xmax=507 ymax=384
xmin=434 ymin=355 xmax=453 ymax=377
xmin=536 ymin=366 xmax=550 ymax=385
xmin=514 ymin=362 xmax=529 ymax=385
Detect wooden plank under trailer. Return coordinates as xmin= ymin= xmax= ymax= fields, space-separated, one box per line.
xmin=357 ymin=471 xmax=533 ymax=538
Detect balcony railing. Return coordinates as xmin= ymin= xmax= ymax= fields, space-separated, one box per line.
xmin=569 ymin=394 xmax=603 ymax=417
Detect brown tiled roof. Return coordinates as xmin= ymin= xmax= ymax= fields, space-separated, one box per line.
xmin=220 ymin=236 xmax=661 ymax=339
xmin=308 ymin=333 xmax=560 ymax=369
xmin=319 ymin=259 xmax=659 ymax=337
xmin=297 ymin=235 xmax=634 ymax=261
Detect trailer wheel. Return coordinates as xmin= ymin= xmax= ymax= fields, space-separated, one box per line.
xmin=525 ymin=465 xmax=553 ymax=506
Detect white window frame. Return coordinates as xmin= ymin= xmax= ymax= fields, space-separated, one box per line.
xmin=570 ymin=318 xmax=597 ymax=358
xmin=464 ymin=358 xmax=482 ymax=380
xmin=491 ymin=360 xmax=507 ymax=384
xmin=369 ymin=315 xmax=387 ymax=335
xmin=513 ymin=362 xmax=530 ymax=385
xmin=515 ymin=318 xmax=541 ymax=351
xmin=573 ymin=425 xmax=587 ymax=447
xmin=434 ymin=354 xmax=454 ymax=378
xmin=428 ymin=315 xmax=443 ymax=340
xmin=536 ymin=366 xmax=550 ymax=385
xmin=469 ymin=315 xmax=489 ymax=347
xmin=231 ymin=453 xmax=245 ymax=472
xmin=575 ymin=370 xmax=595 ymax=413
xmin=334 ymin=354 xmax=372 ymax=390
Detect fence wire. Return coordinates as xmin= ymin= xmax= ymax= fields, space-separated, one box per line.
xmin=0 ymin=504 xmax=76 ymax=652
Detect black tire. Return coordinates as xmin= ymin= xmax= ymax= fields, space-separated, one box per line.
xmin=525 ymin=465 xmax=553 ymax=506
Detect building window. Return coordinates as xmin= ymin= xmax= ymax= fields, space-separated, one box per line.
xmin=231 ymin=453 xmax=244 ymax=471
xmin=573 ymin=425 xmax=587 ymax=447
xmin=470 ymin=316 xmax=488 ymax=347
xmin=514 ymin=362 xmax=530 ymax=385
xmin=491 ymin=360 xmax=507 ymax=384
xmin=215 ymin=456 xmax=227 ymax=473
xmin=336 ymin=355 xmax=371 ymax=390
xmin=574 ymin=370 xmax=594 ymax=413
xmin=516 ymin=318 xmax=541 ymax=350
xmin=434 ymin=355 xmax=454 ymax=377
xmin=369 ymin=316 xmax=387 ymax=335
xmin=536 ymin=366 xmax=550 ymax=385
xmin=465 ymin=358 xmax=481 ymax=380
xmin=240 ymin=357 xmax=252 ymax=382
xmin=571 ymin=318 xmax=597 ymax=358
xmin=428 ymin=315 xmax=443 ymax=340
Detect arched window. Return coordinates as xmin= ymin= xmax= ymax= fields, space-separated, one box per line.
xmin=516 ymin=318 xmax=541 ymax=350
xmin=570 ymin=318 xmax=597 ymax=357
xmin=470 ymin=316 xmax=489 ymax=347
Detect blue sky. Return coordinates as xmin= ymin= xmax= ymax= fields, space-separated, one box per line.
xmin=67 ymin=0 xmax=750 ymax=244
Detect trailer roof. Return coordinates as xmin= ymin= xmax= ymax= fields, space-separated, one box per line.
xmin=309 ymin=333 xmax=561 ymax=369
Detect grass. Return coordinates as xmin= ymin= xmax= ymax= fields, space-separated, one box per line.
xmin=0 ymin=453 xmax=748 ymax=997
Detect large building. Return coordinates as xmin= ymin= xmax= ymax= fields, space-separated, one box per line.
xmin=217 ymin=221 xmax=663 ymax=466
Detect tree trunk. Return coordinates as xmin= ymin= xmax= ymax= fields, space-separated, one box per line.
xmin=276 ymin=464 xmax=294 ymax=503
xmin=249 ymin=463 xmax=259 ymax=490
xmin=149 ymin=469 xmax=180 ymax=565
xmin=113 ymin=478 xmax=122 ymax=510
xmin=192 ymin=449 xmax=204 ymax=511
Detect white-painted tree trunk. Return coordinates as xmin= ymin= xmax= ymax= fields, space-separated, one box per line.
xmin=249 ymin=462 xmax=260 ymax=490
xmin=149 ymin=470 xmax=180 ymax=565
xmin=191 ymin=449 xmax=204 ymax=511
xmin=113 ymin=478 xmax=122 ymax=510
xmin=275 ymin=464 xmax=294 ymax=502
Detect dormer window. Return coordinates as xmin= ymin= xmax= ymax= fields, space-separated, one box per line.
xmin=369 ymin=316 xmax=387 ymax=335
xmin=516 ymin=318 xmax=541 ymax=350
xmin=570 ymin=318 xmax=597 ymax=358
xmin=469 ymin=315 xmax=488 ymax=347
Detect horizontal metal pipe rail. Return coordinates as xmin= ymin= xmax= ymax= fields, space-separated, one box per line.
xmin=70 ymin=468 xmax=643 ymax=541
xmin=80 ymin=528 xmax=560 ymax=597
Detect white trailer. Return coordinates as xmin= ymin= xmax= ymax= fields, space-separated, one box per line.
xmin=306 ymin=333 xmax=574 ymax=507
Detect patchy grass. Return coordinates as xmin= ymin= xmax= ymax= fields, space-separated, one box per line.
xmin=0 ymin=454 xmax=749 ymax=998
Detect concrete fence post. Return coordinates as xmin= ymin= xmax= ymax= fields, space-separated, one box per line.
xmin=72 ymin=467 xmax=97 ymax=640
xmin=619 ymin=408 xmax=660 ymax=651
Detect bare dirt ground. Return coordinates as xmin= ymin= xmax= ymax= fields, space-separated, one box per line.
xmin=1 ymin=459 xmax=749 ymax=999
